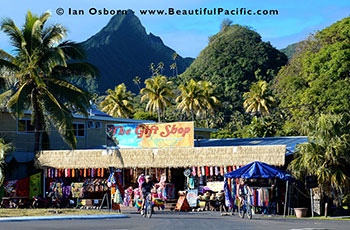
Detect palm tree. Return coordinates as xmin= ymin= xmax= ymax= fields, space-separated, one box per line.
xmin=172 ymin=53 xmax=178 ymax=76
xmin=100 ymin=84 xmax=134 ymax=118
xmin=140 ymin=75 xmax=174 ymax=122
xmin=133 ymin=76 xmax=141 ymax=90
xmin=170 ymin=63 xmax=177 ymax=77
xmin=243 ymin=80 xmax=275 ymax=116
xmin=0 ymin=139 xmax=14 ymax=186
xmin=149 ymin=63 xmax=158 ymax=76
xmin=176 ymin=79 xmax=204 ymax=121
xmin=200 ymin=81 xmax=221 ymax=127
xmin=289 ymin=113 xmax=350 ymax=206
xmin=0 ymin=11 xmax=97 ymax=152
xmin=157 ymin=62 xmax=164 ymax=75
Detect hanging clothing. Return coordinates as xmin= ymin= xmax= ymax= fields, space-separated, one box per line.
xmin=192 ymin=166 xmax=196 ymax=176
xmin=17 ymin=177 xmax=29 ymax=197
xmin=220 ymin=166 xmax=224 ymax=176
xmin=29 ymin=173 xmax=42 ymax=198
xmin=201 ymin=167 xmax=205 ymax=176
xmin=205 ymin=166 xmax=209 ymax=176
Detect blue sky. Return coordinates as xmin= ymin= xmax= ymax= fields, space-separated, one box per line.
xmin=0 ymin=0 xmax=349 ymax=58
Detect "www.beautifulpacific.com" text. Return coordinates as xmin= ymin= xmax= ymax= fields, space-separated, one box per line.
xmin=139 ymin=8 xmax=279 ymax=16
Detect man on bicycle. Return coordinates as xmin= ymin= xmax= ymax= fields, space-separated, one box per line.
xmin=236 ymin=178 xmax=250 ymax=206
xmin=141 ymin=175 xmax=154 ymax=212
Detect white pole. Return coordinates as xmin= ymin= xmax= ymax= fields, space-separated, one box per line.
xmin=284 ymin=180 xmax=288 ymax=217
xmin=43 ymin=169 xmax=46 ymax=198
xmin=310 ymin=188 xmax=314 ymax=217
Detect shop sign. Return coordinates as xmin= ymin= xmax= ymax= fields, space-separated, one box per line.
xmin=186 ymin=189 xmax=198 ymax=207
xmin=107 ymin=122 xmax=194 ymax=148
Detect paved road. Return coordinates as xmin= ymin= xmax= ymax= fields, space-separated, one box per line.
xmin=0 ymin=212 xmax=348 ymax=230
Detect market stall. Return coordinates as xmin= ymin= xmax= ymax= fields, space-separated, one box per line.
xmin=224 ymin=161 xmax=292 ymax=215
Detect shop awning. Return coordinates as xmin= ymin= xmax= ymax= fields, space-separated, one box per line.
xmin=224 ymin=161 xmax=291 ymax=180
xmin=5 ymin=151 xmax=35 ymax=163
xmin=36 ymin=145 xmax=286 ymax=169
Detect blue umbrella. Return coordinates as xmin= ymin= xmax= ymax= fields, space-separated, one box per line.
xmin=224 ymin=161 xmax=292 ymax=181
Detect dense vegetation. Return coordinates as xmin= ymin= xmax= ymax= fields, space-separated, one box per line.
xmin=274 ymin=17 xmax=350 ymax=134
xmin=280 ymin=42 xmax=299 ymax=59
xmin=177 ymin=24 xmax=288 ymax=124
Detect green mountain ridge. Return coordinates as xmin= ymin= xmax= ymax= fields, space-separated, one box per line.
xmin=280 ymin=42 xmax=301 ymax=59
xmin=178 ymin=24 xmax=288 ymax=118
xmin=80 ymin=10 xmax=194 ymax=94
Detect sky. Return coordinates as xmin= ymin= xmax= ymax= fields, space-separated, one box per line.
xmin=0 ymin=0 xmax=349 ymax=58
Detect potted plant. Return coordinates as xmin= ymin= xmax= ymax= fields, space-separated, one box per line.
xmin=294 ymin=208 xmax=308 ymax=218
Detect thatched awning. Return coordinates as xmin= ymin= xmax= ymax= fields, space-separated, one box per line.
xmin=36 ymin=145 xmax=286 ymax=169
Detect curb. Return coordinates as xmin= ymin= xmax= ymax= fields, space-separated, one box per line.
xmin=0 ymin=214 xmax=129 ymax=222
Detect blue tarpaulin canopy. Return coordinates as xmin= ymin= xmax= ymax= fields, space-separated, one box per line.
xmin=224 ymin=161 xmax=291 ymax=181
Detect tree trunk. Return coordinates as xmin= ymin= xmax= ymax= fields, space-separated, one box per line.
xmin=175 ymin=62 xmax=178 ymax=77
xmin=157 ymin=108 xmax=161 ymax=123
xmin=32 ymin=89 xmax=41 ymax=153
xmin=205 ymin=111 xmax=209 ymax=128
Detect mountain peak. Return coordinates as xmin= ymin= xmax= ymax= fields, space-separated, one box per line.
xmin=80 ymin=11 xmax=194 ymax=94
xmin=84 ymin=10 xmax=145 ymax=48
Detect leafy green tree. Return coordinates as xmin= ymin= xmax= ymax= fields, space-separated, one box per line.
xmin=0 ymin=139 xmax=14 ymax=186
xmin=101 ymin=83 xmax=134 ymax=118
xmin=243 ymin=80 xmax=275 ymax=116
xmin=140 ymin=75 xmax=174 ymax=122
xmin=243 ymin=116 xmax=281 ymax=138
xmin=220 ymin=18 xmax=233 ymax=31
xmin=133 ymin=110 xmax=158 ymax=121
xmin=274 ymin=17 xmax=350 ymax=129
xmin=0 ymin=11 xmax=97 ymax=151
xmin=289 ymin=113 xmax=350 ymax=206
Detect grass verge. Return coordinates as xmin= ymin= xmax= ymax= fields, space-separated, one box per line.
xmin=0 ymin=209 xmax=118 ymax=217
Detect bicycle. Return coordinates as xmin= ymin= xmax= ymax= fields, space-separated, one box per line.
xmin=238 ymin=192 xmax=253 ymax=219
xmin=141 ymin=193 xmax=153 ymax=218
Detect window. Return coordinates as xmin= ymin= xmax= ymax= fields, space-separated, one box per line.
xmin=88 ymin=120 xmax=95 ymax=129
xmin=95 ymin=121 xmax=101 ymax=128
xmin=17 ymin=119 xmax=34 ymax=133
xmin=73 ymin=123 xmax=85 ymax=137
xmin=195 ymin=135 xmax=205 ymax=140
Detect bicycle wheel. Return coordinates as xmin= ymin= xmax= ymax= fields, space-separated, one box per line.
xmin=146 ymin=196 xmax=153 ymax=218
xmin=147 ymin=202 xmax=153 ymax=218
xmin=238 ymin=202 xmax=245 ymax=219
xmin=246 ymin=204 xmax=252 ymax=219
xmin=142 ymin=202 xmax=147 ymax=218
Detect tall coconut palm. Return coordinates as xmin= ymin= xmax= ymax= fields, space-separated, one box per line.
xmin=140 ymin=75 xmax=174 ymax=122
xmin=176 ymin=79 xmax=204 ymax=121
xmin=100 ymin=83 xmax=134 ymax=118
xmin=0 ymin=139 xmax=14 ymax=186
xmin=172 ymin=53 xmax=178 ymax=76
xmin=133 ymin=76 xmax=141 ymax=90
xmin=243 ymin=80 xmax=275 ymax=116
xmin=289 ymin=113 xmax=350 ymax=206
xmin=170 ymin=63 xmax=177 ymax=77
xmin=157 ymin=62 xmax=164 ymax=75
xmin=200 ymin=81 xmax=221 ymax=127
xmin=0 ymin=11 xmax=97 ymax=152
xmin=149 ymin=63 xmax=158 ymax=76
